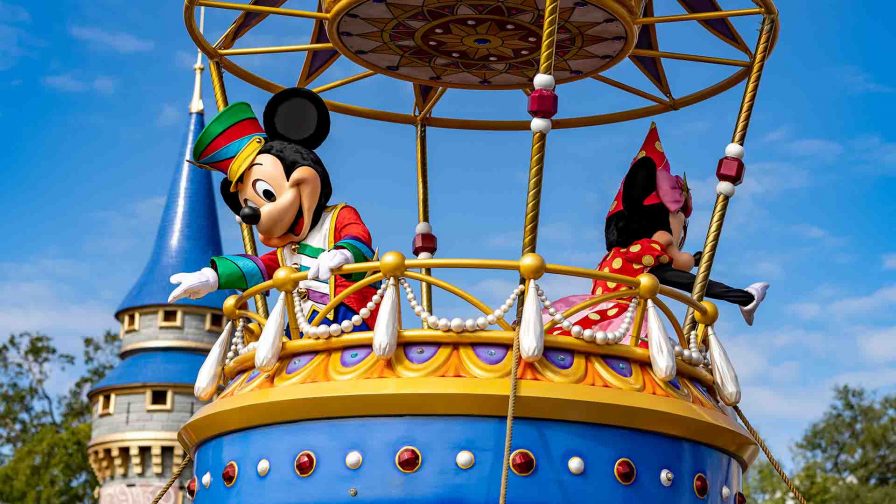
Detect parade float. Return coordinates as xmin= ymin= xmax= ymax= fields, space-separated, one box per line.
xmin=152 ymin=1 xmax=806 ymax=502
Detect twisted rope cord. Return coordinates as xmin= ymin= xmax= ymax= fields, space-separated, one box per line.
xmin=499 ymin=0 xmax=561 ymax=501
xmin=150 ymin=455 xmax=192 ymax=504
xmin=734 ymin=406 xmax=808 ymax=504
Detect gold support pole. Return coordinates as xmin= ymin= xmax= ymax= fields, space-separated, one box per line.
xmin=208 ymin=60 xmax=270 ymax=318
xmin=682 ymin=14 xmax=776 ymax=334
xmin=635 ymin=8 xmax=762 ymax=25
xmin=499 ymin=0 xmax=561 ymax=501
xmin=415 ymin=122 xmax=434 ymax=316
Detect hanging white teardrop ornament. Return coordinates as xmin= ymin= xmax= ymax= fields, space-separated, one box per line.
xmin=706 ymin=326 xmax=741 ymax=405
xmin=372 ymin=278 xmax=400 ymax=359
xmin=646 ymin=300 xmax=677 ymax=381
xmin=255 ymin=292 xmax=286 ymax=371
xmin=194 ymin=321 xmax=233 ymax=400
xmin=519 ymin=280 xmax=545 ymax=362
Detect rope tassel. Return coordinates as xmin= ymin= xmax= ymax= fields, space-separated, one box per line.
xmin=519 ymin=279 xmax=544 ymax=362
xmin=646 ymin=300 xmax=677 ymax=381
xmin=194 ymin=321 xmax=233 ymax=401
xmin=707 ymin=326 xmax=741 ymax=405
xmin=373 ymin=278 xmax=399 ymax=359
xmin=255 ymin=292 xmax=286 ymax=371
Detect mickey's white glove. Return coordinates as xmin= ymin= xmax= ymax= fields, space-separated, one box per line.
xmin=168 ymin=267 xmax=219 ymax=303
xmin=307 ymin=248 xmax=354 ymax=281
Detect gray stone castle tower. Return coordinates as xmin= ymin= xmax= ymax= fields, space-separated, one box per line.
xmin=86 ymin=52 xmax=230 ymax=503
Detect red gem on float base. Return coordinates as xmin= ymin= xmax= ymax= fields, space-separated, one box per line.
xmin=614 ymin=458 xmax=636 ymax=485
xmin=509 ymin=449 xmax=535 ymax=476
xmin=716 ymin=156 xmax=746 ymax=185
xmin=222 ymin=461 xmax=238 ymax=487
xmin=295 ymin=451 xmax=316 ymax=477
xmin=527 ymin=88 xmax=558 ymax=119
xmin=694 ymin=473 xmax=709 ymax=498
xmin=396 ymin=446 xmax=422 ymax=473
xmin=186 ymin=476 xmax=197 ymax=498
xmin=412 ymin=233 xmax=437 ymax=256
xmin=735 ymin=491 xmax=747 ymax=504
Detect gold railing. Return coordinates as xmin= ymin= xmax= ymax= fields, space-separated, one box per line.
xmin=219 ymin=252 xmax=723 ymax=385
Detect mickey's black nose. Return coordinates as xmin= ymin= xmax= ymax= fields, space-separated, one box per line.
xmin=240 ymin=206 xmax=261 ymax=225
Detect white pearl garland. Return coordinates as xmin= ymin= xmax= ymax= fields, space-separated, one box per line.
xmin=227 ymin=318 xmax=248 ymax=363
xmin=291 ymin=281 xmax=388 ymax=339
xmin=399 ymin=278 xmax=524 ymax=332
xmin=674 ymin=330 xmax=709 ymax=367
xmin=537 ymin=283 xmax=637 ymax=345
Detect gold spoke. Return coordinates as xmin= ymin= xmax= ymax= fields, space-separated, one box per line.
xmin=415 ymin=87 xmax=447 ymax=122
xmin=312 ymin=70 xmax=377 ymax=93
xmin=197 ymin=0 xmax=329 ymax=20
xmin=219 ymin=43 xmax=334 ymax=56
xmin=635 ymin=8 xmax=762 ymax=25
xmin=630 ymin=49 xmax=750 ymax=67
xmin=592 ymin=74 xmax=670 ymax=106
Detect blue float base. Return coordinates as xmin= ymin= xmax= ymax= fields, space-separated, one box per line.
xmin=192 ymin=416 xmax=743 ymax=503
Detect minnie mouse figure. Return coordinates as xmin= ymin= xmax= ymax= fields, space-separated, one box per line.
xmin=549 ymin=123 xmax=768 ymax=342
xmin=168 ymin=87 xmax=377 ymax=331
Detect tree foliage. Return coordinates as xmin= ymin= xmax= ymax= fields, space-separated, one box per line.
xmin=745 ymin=385 xmax=896 ymax=503
xmin=0 ymin=331 xmax=119 ymax=504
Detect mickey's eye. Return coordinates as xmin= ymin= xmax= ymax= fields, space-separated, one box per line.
xmin=252 ymin=180 xmax=277 ymax=203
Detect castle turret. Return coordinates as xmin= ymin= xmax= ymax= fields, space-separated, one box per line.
xmin=87 ymin=45 xmax=227 ymax=503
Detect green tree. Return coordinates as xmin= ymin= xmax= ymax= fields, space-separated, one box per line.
xmin=0 ymin=331 xmax=119 ymax=504
xmin=745 ymin=385 xmax=896 ymax=503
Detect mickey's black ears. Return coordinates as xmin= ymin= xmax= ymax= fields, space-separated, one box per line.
xmin=263 ymin=87 xmax=330 ymax=150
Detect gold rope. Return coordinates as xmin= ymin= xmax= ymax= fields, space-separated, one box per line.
xmin=150 ymin=455 xmax=192 ymax=504
xmin=415 ymin=122 xmax=433 ymax=315
xmin=734 ymin=405 xmax=808 ymax=504
xmin=499 ymin=0 xmax=561 ymax=501
xmin=208 ymin=60 xmax=269 ymax=318
xmin=683 ymin=15 xmax=776 ymax=334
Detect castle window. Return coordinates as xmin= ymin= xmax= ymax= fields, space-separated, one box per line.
xmin=122 ymin=312 xmax=140 ymax=334
xmin=158 ymin=309 xmax=183 ymax=328
xmin=205 ymin=312 xmax=225 ymax=332
xmin=146 ymin=389 xmax=173 ymax=411
xmin=97 ymin=393 xmax=115 ymax=416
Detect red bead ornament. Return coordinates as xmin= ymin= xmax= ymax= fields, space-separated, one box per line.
xmin=527 ymin=88 xmax=558 ymax=119
xmin=186 ymin=476 xmax=197 ymax=499
xmin=614 ymin=458 xmax=636 ymax=485
xmin=412 ymin=233 xmax=437 ymax=256
xmin=395 ymin=446 xmax=422 ymax=473
xmin=509 ymin=449 xmax=536 ymax=476
xmin=222 ymin=461 xmax=238 ymax=487
xmin=735 ymin=491 xmax=747 ymax=504
xmin=294 ymin=451 xmax=316 ymax=477
xmin=693 ymin=473 xmax=709 ymax=498
xmin=716 ymin=156 xmax=746 ymax=185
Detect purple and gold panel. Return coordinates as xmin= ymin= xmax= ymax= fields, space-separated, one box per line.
xmin=590 ymin=355 xmax=645 ymax=391
xmin=532 ymin=349 xmax=586 ymax=383
xmin=458 ymin=344 xmax=511 ymax=378
xmin=646 ymin=369 xmax=692 ymax=402
xmin=391 ymin=343 xmax=454 ymax=378
xmin=273 ymin=352 xmax=328 ymax=386
xmin=328 ymin=346 xmax=383 ymax=380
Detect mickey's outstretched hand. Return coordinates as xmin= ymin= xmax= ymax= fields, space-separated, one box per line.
xmin=168 ymin=267 xmax=219 ymax=303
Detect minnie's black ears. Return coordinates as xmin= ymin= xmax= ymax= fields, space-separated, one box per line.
xmin=621 ymin=156 xmax=658 ymax=212
xmin=263 ymin=87 xmax=330 ymax=150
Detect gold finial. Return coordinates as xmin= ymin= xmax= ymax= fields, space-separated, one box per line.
xmin=189 ymin=7 xmax=206 ymax=114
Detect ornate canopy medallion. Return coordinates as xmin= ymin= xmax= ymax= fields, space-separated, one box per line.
xmin=328 ymin=0 xmax=640 ymax=89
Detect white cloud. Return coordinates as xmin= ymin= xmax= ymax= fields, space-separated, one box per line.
xmin=787 ymin=301 xmax=821 ymax=320
xmin=0 ymin=1 xmax=29 ymax=22
xmin=157 ymin=103 xmax=180 ymax=126
xmin=838 ymin=65 xmax=894 ymax=94
xmin=857 ymin=326 xmax=896 ymax=364
xmin=785 ymin=138 xmax=844 ymax=159
xmin=830 ymin=285 xmax=896 ymax=317
xmin=69 ymin=25 xmax=154 ymax=53
xmin=43 ymin=73 xmax=118 ymax=94
xmin=0 ymin=2 xmax=38 ymax=70
xmin=883 ymin=253 xmax=896 ymax=270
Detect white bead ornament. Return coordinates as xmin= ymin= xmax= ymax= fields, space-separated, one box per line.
xmin=567 ymin=456 xmax=585 ymax=475
xmin=530 ymin=117 xmax=552 ymax=133
xmin=533 ymin=73 xmax=555 ymax=89
xmin=724 ymin=142 xmax=745 ymax=160
xmin=257 ymin=459 xmax=270 ymax=477
xmin=415 ymin=221 xmax=433 ymax=234
xmin=717 ymin=181 xmax=736 ymax=197
xmin=345 ymin=451 xmax=363 ymax=470
xmin=399 ymin=278 xmax=523 ymax=333
xmin=660 ymin=469 xmax=674 ymax=487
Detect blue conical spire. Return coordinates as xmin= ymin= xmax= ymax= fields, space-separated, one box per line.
xmin=116 ymin=58 xmax=229 ymax=315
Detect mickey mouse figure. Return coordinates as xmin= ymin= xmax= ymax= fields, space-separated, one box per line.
xmin=168 ymin=87 xmax=378 ymax=332
xmin=549 ymin=123 xmax=768 ymax=343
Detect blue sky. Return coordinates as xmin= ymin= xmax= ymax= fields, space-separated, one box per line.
xmin=1 ymin=0 xmax=894 ymax=466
